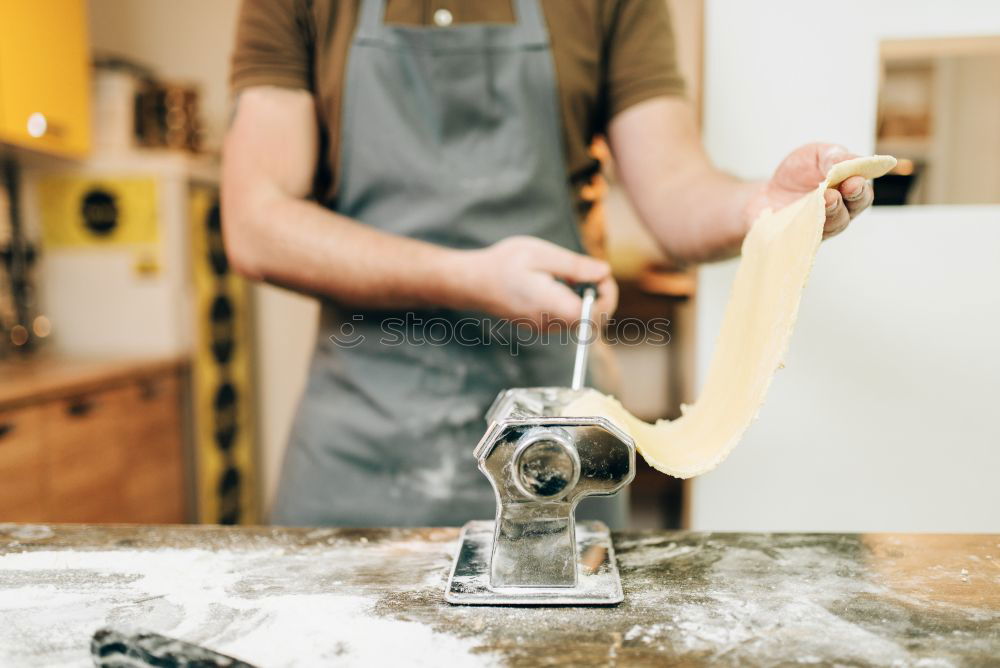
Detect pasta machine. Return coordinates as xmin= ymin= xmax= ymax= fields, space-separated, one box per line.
xmin=446 ymin=287 xmax=636 ymax=605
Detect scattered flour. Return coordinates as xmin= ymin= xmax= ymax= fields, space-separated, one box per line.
xmin=613 ymin=538 xmax=932 ymax=666
xmin=0 ymin=546 xmax=495 ymax=668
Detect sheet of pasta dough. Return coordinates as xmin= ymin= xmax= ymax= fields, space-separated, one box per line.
xmin=564 ymin=155 xmax=897 ymax=478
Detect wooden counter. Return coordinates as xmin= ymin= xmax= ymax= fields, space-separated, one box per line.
xmin=1 ymin=524 xmax=996 ymax=666
xmin=0 ymin=356 xmax=186 ymax=409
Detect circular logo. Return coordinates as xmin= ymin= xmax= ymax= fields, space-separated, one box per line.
xmin=80 ymin=188 xmax=119 ymax=237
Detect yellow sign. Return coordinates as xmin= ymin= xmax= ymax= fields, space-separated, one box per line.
xmin=38 ymin=175 xmax=158 ymax=248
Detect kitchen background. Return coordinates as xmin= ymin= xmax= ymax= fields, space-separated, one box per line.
xmin=0 ymin=0 xmax=997 ymax=531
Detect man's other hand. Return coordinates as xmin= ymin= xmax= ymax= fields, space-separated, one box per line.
xmin=745 ymin=143 xmax=876 ymax=239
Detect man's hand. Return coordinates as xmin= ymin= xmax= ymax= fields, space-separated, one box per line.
xmin=457 ymin=236 xmax=618 ymax=329
xmin=609 ymin=98 xmax=879 ymax=262
xmin=744 ymin=143 xmax=876 ymax=239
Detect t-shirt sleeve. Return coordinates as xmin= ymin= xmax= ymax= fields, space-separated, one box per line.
xmin=605 ymin=0 xmax=686 ymax=119
xmin=230 ymin=0 xmax=313 ymax=93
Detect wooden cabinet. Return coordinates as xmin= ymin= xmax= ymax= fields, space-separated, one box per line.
xmin=0 ymin=0 xmax=91 ymax=158
xmin=0 ymin=358 xmax=188 ymax=523
xmin=43 ymin=388 xmax=132 ymax=522
xmin=122 ymin=374 xmax=186 ymax=523
xmin=0 ymin=405 xmax=46 ymax=521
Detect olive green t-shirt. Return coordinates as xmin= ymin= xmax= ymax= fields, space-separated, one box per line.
xmin=230 ymin=0 xmax=685 ymax=216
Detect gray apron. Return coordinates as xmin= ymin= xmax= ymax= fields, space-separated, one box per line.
xmin=272 ymin=0 xmax=626 ymax=528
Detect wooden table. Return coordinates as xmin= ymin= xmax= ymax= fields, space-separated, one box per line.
xmin=1 ymin=524 xmax=997 ymax=666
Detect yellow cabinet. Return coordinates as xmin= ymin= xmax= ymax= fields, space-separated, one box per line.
xmin=0 ymin=0 xmax=91 ymax=158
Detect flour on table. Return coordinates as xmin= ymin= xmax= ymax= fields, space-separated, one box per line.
xmin=0 ymin=544 xmax=495 ymax=668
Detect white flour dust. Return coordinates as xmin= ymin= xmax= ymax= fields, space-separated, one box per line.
xmin=0 ymin=543 xmax=494 ymax=668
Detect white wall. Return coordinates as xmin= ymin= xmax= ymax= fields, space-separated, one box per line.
xmin=693 ymin=0 xmax=1000 ymax=531
xmin=702 ymin=1 xmax=1000 ymax=179
xmin=252 ymin=287 xmax=318 ymax=512
xmin=693 ymin=207 xmax=1000 ymax=532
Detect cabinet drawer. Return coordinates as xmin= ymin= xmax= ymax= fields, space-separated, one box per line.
xmin=0 ymin=405 xmax=45 ymax=521
xmin=124 ymin=456 xmax=185 ymax=523
xmin=122 ymin=373 xmax=185 ymax=522
xmin=126 ymin=374 xmax=182 ymax=463
xmin=42 ymin=386 xmax=132 ymax=518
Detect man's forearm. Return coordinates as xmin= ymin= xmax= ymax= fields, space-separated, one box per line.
xmin=641 ymin=163 xmax=762 ymax=265
xmin=610 ymin=99 xmax=872 ymax=265
xmin=225 ymin=192 xmax=476 ymax=310
xmin=222 ymin=87 xmax=619 ymax=324
xmin=222 ymin=86 xmax=482 ymax=311
xmin=608 ymin=97 xmax=764 ymax=266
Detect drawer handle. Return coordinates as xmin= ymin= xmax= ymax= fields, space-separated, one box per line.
xmin=66 ymin=399 xmax=94 ymax=417
xmin=139 ymin=381 xmax=161 ymax=401
xmin=0 ymin=423 xmax=14 ymax=439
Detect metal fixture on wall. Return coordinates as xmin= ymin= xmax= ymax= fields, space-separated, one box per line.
xmin=92 ymin=54 xmax=203 ymax=154
xmin=0 ymin=160 xmax=47 ymax=357
xmin=135 ymin=81 xmax=201 ymax=153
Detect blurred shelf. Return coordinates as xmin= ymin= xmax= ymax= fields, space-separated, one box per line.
xmin=637 ymin=267 xmax=697 ymax=298
xmin=875 ymin=136 xmax=931 ymax=159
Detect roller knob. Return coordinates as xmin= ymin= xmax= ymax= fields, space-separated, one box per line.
xmin=512 ymin=429 xmax=580 ymax=501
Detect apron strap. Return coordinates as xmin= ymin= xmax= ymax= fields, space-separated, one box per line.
xmin=513 ymin=0 xmax=548 ymax=44
xmin=357 ymin=0 xmax=548 ymax=45
xmin=356 ymin=0 xmax=387 ymax=40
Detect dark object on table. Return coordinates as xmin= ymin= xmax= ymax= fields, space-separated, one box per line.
xmin=91 ymin=628 xmax=256 ymax=668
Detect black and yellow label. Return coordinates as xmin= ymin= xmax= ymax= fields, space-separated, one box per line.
xmin=38 ymin=176 xmax=158 ymax=248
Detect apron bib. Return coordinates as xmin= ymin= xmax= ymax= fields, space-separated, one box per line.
xmin=272 ymin=0 xmax=626 ymax=528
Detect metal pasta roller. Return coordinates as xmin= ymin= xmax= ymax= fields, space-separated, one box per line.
xmin=446 ymin=286 xmax=636 ymax=605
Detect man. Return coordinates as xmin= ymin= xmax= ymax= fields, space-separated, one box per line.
xmin=223 ymin=0 xmax=875 ymax=527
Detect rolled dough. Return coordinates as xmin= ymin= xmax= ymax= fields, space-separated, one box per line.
xmin=565 ymin=155 xmax=897 ymax=478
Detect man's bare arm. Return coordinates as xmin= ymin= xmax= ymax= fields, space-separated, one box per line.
xmin=607 ymin=97 xmax=876 ymax=265
xmin=222 ymin=87 xmax=617 ymax=323
xmin=222 ymin=87 xmax=476 ymax=308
